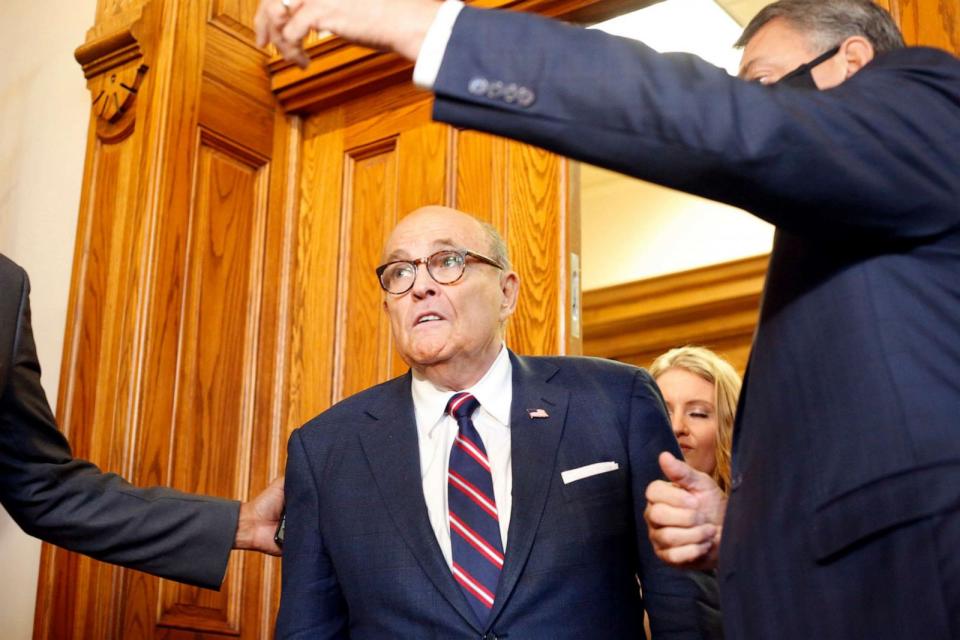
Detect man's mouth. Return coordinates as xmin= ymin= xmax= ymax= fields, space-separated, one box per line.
xmin=415 ymin=313 xmax=444 ymax=325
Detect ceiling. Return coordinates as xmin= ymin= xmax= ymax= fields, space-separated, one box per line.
xmin=715 ymin=0 xmax=769 ymax=26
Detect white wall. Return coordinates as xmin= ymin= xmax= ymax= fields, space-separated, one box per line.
xmin=0 ymin=0 xmax=96 ymax=636
xmin=581 ymin=165 xmax=774 ymax=290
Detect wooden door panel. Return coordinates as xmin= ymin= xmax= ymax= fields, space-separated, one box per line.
xmin=395 ymin=122 xmax=451 ymax=216
xmin=210 ymin=0 xmax=261 ymax=39
xmin=286 ymin=111 xmax=345 ymax=428
xmin=455 ymin=129 xmax=508 ymax=229
xmin=337 ymin=140 xmax=400 ymax=400
xmin=337 ymin=105 xmax=452 ymax=398
xmin=154 ymin=139 xmax=269 ymax=635
xmin=503 ymin=143 xmax=567 ymax=355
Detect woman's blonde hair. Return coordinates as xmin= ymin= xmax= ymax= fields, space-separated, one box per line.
xmin=649 ymin=346 xmax=741 ymax=494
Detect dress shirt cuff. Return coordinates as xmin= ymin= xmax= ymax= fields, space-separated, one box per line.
xmin=413 ymin=0 xmax=465 ymax=89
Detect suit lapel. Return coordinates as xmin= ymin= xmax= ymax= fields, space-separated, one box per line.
xmin=357 ymin=374 xmax=480 ymax=630
xmin=490 ymin=353 xmax=568 ymax=622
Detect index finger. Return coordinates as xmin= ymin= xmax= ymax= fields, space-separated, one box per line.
xmin=645 ymin=478 xmax=698 ymax=509
xmin=255 ymin=0 xmax=287 ymax=47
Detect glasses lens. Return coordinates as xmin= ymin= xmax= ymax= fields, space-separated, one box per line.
xmin=380 ymin=261 xmax=417 ymax=293
xmin=428 ymin=251 xmax=466 ymax=284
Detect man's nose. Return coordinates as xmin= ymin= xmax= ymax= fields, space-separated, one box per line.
xmin=410 ymin=262 xmax=437 ymax=298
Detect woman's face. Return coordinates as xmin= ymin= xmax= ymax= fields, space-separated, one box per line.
xmin=655 ymin=367 xmax=719 ymax=477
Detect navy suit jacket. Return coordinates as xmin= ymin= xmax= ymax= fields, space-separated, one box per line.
xmin=0 ymin=255 xmax=238 ymax=589
xmin=277 ymin=353 xmax=720 ymax=639
xmin=429 ymin=7 xmax=960 ymax=639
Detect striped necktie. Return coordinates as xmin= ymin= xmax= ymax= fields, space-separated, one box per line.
xmin=446 ymin=392 xmax=504 ymax=624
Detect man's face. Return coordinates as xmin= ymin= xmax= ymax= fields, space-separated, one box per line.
xmin=739 ymin=17 xmax=849 ymax=88
xmin=381 ymin=207 xmax=518 ymax=374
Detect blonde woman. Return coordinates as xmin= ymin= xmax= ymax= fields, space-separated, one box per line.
xmin=649 ymin=346 xmax=741 ymax=495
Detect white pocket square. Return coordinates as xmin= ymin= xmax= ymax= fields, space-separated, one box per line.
xmin=561 ymin=461 xmax=620 ymax=485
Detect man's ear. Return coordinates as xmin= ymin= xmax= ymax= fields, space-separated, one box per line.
xmin=840 ymin=35 xmax=875 ymax=78
xmin=499 ymin=271 xmax=520 ymax=321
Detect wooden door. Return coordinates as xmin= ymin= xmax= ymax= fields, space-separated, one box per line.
xmin=34 ymin=1 xmax=288 ymax=637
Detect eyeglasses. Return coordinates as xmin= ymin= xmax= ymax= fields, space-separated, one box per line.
xmin=376 ymin=249 xmax=504 ymax=295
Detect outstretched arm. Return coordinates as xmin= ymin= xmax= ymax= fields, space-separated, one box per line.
xmin=0 ymin=265 xmax=279 ymax=589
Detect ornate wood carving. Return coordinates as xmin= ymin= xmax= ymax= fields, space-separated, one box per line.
xmin=76 ymin=26 xmax=149 ymax=141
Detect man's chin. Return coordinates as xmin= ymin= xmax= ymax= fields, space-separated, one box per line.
xmin=402 ymin=342 xmax=451 ymax=368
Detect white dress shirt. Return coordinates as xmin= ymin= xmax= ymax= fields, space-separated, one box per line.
xmin=412 ymin=0 xmax=465 ymax=89
xmin=411 ymin=345 xmax=513 ymax=568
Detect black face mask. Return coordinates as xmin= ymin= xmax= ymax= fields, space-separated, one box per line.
xmin=776 ymin=45 xmax=841 ymax=89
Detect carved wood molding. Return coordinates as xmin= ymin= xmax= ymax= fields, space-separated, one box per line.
xmin=76 ymin=23 xmax=149 ymax=140
xmin=268 ymin=0 xmax=654 ymax=113
xmin=582 ymin=254 xmax=769 ymax=360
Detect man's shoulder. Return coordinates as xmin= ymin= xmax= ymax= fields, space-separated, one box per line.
xmin=0 ymin=254 xmax=27 ymax=290
xmin=297 ymin=374 xmax=409 ymax=434
xmin=0 ymin=255 xmax=28 ymax=397
xmin=515 ymin=353 xmax=650 ymax=386
xmin=868 ymin=46 xmax=960 ymax=84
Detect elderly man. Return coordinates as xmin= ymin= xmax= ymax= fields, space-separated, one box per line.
xmin=257 ymin=1 xmax=960 ymax=638
xmin=277 ymin=206 xmax=719 ymax=639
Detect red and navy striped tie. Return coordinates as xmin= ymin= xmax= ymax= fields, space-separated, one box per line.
xmin=446 ymin=392 xmax=504 ymax=623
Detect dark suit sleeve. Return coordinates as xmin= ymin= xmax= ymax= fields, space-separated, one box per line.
xmin=276 ymin=428 xmax=347 ymax=639
xmin=432 ymin=7 xmax=960 ymax=240
xmin=627 ymin=370 xmax=723 ymax=639
xmin=0 ymin=265 xmax=239 ymax=590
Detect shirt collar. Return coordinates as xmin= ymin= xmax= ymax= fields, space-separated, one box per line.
xmin=411 ymin=345 xmax=513 ymax=435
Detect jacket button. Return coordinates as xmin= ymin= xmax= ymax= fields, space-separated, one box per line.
xmin=486 ymin=80 xmax=505 ymax=99
xmin=516 ymin=87 xmax=536 ymax=107
xmin=468 ymin=77 xmax=490 ymax=96
xmin=731 ymin=473 xmax=743 ymax=491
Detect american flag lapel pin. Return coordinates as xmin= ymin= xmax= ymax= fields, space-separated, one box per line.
xmin=528 ymin=408 xmax=549 ymax=419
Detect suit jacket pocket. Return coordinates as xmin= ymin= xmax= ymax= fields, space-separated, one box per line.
xmin=560 ymin=464 xmax=626 ymax=504
xmin=811 ymin=460 xmax=960 ymax=561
